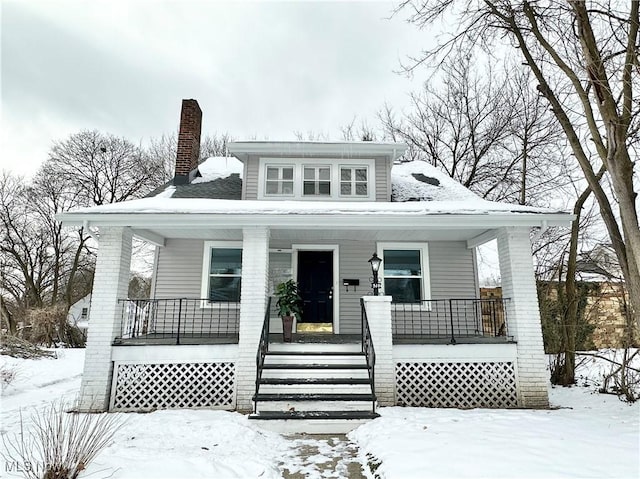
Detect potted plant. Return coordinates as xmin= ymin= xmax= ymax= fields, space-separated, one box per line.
xmin=275 ymin=280 xmax=302 ymax=342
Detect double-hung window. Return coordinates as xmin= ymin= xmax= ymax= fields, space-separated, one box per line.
xmin=201 ymin=242 xmax=243 ymax=304
xmin=378 ymin=243 xmax=430 ymax=304
xmin=303 ymin=166 xmax=331 ymax=196
xmin=340 ymin=166 xmax=368 ymax=197
xmin=265 ymin=166 xmax=294 ymax=196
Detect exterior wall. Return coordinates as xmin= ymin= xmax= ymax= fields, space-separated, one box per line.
xmin=243 ymin=155 xmax=259 ymax=200
xmin=67 ymin=294 xmax=91 ymax=330
xmin=337 ymin=240 xmax=376 ymax=333
xmin=497 ymin=226 xmax=549 ymax=408
xmin=429 ymin=242 xmax=478 ymax=299
xmin=243 ymin=154 xmax=391 ymax=201
xmin=375 ymin=156 xmax=391 ymax=201
xmin=585 ymin=282 xmax=638 ymax=347
xmin=152 ymin=239 xmax=204 ymax=298
xmin=152 ymin=238 xmax=478 ymax=335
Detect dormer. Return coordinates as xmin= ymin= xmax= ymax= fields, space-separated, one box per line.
xmin=227 ymin=141 xmax=407 ymax=202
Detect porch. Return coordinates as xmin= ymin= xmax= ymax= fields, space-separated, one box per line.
xmin=105 ymin=295 xmax=521 ymax=425
xmin=72 ymin=224 xmax=556 ymax=417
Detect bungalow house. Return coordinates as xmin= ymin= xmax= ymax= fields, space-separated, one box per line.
xmin=58 ymin=99 xmax=573 ymax=432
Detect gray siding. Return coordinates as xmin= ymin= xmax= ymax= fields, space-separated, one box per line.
xmin=153 ymin=239 xmax=204 ymax=298
xmin=375 ymin=156 xmax=390 ymax=201
xmin=429 ymin=241 xmax=478 ymax=299
xmin=152 ymin=238 xmax=478 ymax=335
xmin=337 ymin=240 xmax=377 ymax=333
xmin=244 ymin=156 xmax=259 ymax=200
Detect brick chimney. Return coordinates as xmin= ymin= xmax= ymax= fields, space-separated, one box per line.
xmin=174 ymin=99 xmax=202 ymax=185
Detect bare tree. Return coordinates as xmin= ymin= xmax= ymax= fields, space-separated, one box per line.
xmin=396 ymin=0 xmax=640 ymax=328
xmin=0 ymin=172 xmax=49 ymax=309
xmin=1 ymin=129 xmax=170 ymax=328
xmin=504 ymin=67 xmax=571 ymax=205
xmin=340 ymin=118 xmax=378 ymax=141
xmin=0 ymin=169 xmax=93 ymax=323
xmin=292 ymin=130 xmax=330 ymax=141
xmin=47 ymin=130 xmax=165 ymax=205
xmin=381 ymin=54 xmax=569 ymax=204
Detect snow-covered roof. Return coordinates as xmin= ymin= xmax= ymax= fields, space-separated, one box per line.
xmin=391 ymin=161 xmax=481 ymax=202
xmin=57 ymin=156 xmax=572 ymax=228
xmin=57 ymin=196 xmax=563 ymax=216
xmin=192 ymin=156 xmax=243 ymax=184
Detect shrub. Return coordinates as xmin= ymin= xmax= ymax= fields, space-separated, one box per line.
xmin=25 ymin=307 xmax=85 ymax=348
xmin=1 ymin=400 xmax=123 ymax=479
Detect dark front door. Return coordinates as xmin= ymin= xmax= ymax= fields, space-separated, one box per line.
xmin=297 ymin=251 xmax=333 ymax=324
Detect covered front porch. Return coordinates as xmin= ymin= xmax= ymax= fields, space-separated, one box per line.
xmin=63 ymin=210 xmax=566 ymax=416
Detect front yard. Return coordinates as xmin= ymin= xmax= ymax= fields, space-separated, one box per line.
xmin=1 ymin=349 xmax=638 ymax=478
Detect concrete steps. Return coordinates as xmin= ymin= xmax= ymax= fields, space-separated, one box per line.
xmin=249 ymin=342 xmax=378 ymax=433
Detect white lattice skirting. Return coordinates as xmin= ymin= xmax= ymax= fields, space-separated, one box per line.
xmin=395 ymin=361 xmax=518 ymax=408
xmin=110 ymin=362 xmax=236 ymax=412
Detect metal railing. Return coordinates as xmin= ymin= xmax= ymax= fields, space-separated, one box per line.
xmin=254 ymin=298 xmax=272 ymax=414
xmin=360 ymin=298 xmax=376 ymax=414
xmin=116 ymin=298 xmax=240 ymax=345
xmin=392 ymin=298 xmax=509 ymax=344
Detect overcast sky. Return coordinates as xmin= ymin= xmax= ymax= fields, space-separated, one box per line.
xmin=1 ymin=0 xmax=431 ymax=176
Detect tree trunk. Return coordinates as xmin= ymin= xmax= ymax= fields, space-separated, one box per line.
xmin=555 ymin=164 xmax=605 ymax=385
xmin=0 ymin=295 xmax=17 ymax=335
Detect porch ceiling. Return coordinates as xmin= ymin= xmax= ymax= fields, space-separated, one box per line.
xmin=133 ymin=226 xmax=490 ymax=243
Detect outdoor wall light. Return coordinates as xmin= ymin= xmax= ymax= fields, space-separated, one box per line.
xmin=368 ymin=253 xmax=382 ymax=296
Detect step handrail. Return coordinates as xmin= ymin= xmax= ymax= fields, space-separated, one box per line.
xmin=360 ymin=298 xmax=376 ymax=414
xmin=254 ymin=297 xmax=272 ymax=414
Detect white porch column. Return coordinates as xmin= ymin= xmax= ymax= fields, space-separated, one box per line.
xmin=235 ymin=226 xmax=270 ymax=412
xmin=497 ymin=226 xmax=549 ymax=408
xmin=362 ymin=296 xmax=394 ymax=406
xmin=79 ymin=227 xmax=132 ymax=411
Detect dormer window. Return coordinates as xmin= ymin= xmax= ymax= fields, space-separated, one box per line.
xmin=266 ymin=166 xmax=294 ymax=195
xmin=303 ymin=166 xmax=331 ymax=196
xmin=340 ymin=166 xmax=368 ymax=197
xmin=258 ymin=158 xmax=375 ymax=201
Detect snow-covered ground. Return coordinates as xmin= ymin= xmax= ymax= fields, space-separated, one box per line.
xmin=1 ymin=349 xmax=638 ymax=479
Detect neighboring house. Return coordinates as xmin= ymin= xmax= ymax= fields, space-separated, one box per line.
xmin=574 ymin=245 xmax=637 ymax=347
xmin=67 ymin=294 xmax=91 ymax=333
xmin=576 ymin=244 xmax=623 ymax=282
xmin=58 ymin=99 xmax=573 ymax=432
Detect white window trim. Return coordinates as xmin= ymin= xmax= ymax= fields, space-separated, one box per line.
xmin=376 ymin=242 xmax=431 ymax=309
xmin=338 ymin=164 xmax=370 ymax=198
xmin=257 ymin=157 xmax=375 ymax=201
xmin=200 ymin=241 xmax=243 ymax=309
xmin=302 ymin=165 xmax=332 ymax=197
xmin=264 ymin=165 xmax=295 ymax=197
